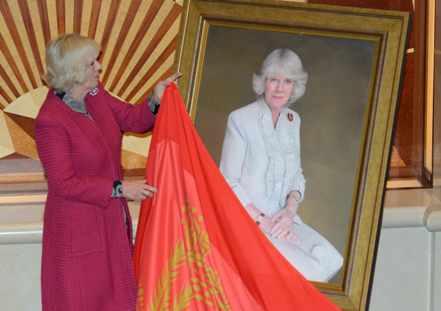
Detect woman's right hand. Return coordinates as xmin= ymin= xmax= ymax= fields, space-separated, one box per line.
xmin=122 ymin=180 xmax=157 ymax=201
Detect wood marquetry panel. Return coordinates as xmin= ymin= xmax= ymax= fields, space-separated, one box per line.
xmin=0 ymin=0 xmax=181 ymax=175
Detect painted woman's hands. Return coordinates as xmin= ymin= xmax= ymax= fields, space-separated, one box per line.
xmin=269 ymin=191 xmax=301 ymax=242
xmin=270 ymin=207 xmax=297 ymax=242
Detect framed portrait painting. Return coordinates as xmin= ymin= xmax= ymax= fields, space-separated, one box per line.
xmin=175 ymin=0 xmax=408 ymax=309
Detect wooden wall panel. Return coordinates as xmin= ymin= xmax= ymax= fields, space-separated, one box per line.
xmin=0 ymin=1 xmax=38 ymax=88
xmin=87 ymin=0 xmax=102 ymax=39
xmin=0 ymin=0 xmax=181 ymax=170
xmin=36 ymin=0 xmax=51 ymax=44
xmin=101 ymin=0 xmax=143 ymax=84
xmin=55 ymin=0 xmax=65 ymax=35
xmin=109 ymin=0 xmax=165 ymax=92
xmin=122 ymin=3 xmax=181 ymax=99
xmin=0 ymin=34 xmax=30 ymax=93
xmin=17 ymin=0 xmax=45 ymax=76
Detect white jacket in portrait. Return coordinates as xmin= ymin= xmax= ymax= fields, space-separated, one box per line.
xmin=220 ymin=98 xmax=343 ymax=282
xmin=220 ymin=98 xmax=305 ymax=216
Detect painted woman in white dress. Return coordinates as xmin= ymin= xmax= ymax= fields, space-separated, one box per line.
xmin=220 ymin=49 xmax=343 ymax=282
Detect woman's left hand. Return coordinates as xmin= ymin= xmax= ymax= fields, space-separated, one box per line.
xmin=270 ymin=205 xmax=297 ymax=241
xmin=153 ymin=72 xmax=182 ymax=102
xmin=121 ymin=180 xmax=157 ymax=201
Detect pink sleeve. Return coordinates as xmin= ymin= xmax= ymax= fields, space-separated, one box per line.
xmin=35 ymin=118 xmax=114 ymax=208
xmin=102 ymin=87 xmax=155 ymax=133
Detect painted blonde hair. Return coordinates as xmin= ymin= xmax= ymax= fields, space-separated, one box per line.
xmin=252 ymin=49 xmax=308 ymax=105
xmin=44 ymin=33 xmax=100 ymax=92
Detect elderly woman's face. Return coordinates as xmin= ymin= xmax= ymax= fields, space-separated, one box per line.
xmin=264 ymin=74 xmax=294 ymax=111
xmin=81 ymin=50 xmax=101 ymax=90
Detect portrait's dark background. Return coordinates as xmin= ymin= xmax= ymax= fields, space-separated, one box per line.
xmin=195 ymin=25 xmax=375 ymax=279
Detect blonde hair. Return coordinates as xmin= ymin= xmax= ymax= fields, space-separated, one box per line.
xmin=44 ymin=33 xmax=100 ymax=92
xmin=252 ymin=49 xmax=308 ymax=105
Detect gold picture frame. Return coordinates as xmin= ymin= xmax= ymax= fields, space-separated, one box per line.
xmin=175 ymin=0 xmax=408 ymax=310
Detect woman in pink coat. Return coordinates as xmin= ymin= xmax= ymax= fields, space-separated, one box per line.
xmin=35 ymin=33 xmax=175 ymax=311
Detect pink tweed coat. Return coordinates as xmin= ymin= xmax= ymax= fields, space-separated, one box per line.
xmin=35 ymin=85 xmax=154 ymax=311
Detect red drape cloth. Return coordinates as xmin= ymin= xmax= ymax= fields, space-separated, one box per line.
xmin=134 ymin=84 xmax=340 ymax=311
